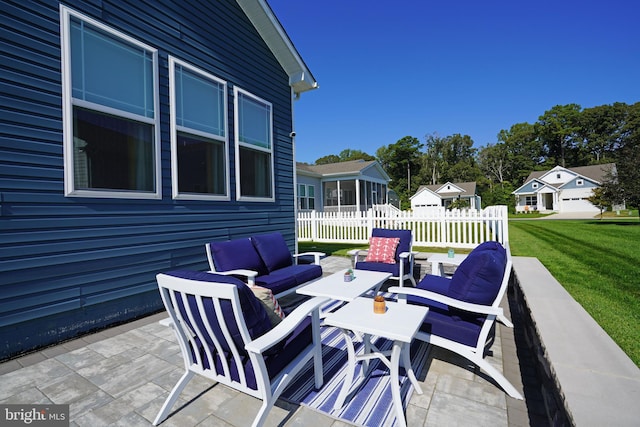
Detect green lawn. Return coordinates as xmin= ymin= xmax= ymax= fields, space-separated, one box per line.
xmin=301 ymin=220 xmax=640 ymax=366
xmin=509 ymin=220 xmax=640 ymax=366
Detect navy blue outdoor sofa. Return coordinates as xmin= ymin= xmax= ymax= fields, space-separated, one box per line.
xmin=205 ymin=232 xmax=324 ymax=298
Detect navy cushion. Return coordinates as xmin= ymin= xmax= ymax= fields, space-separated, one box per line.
xmin=355 ymin=260 xmax=400 ymax=276
xmin=255 ymin=271 xmax=297 ymax=296
xmin=287 ymin=264 xmax=323 ymax=285
xmin=419 ymin=306 xmax=485 ymax=347
xmin=371 ymin=228 xmax=412 ymax=260
xmin=416 ymin=274 xmax=452 ymax=297
xmin=209 ymin=238 xmax=268 ymax=276
xmin=251 ymin=233 xmax=293 ymax=272
xmin=356 ymin=228 xmax=412 ymax=275
xmin=163 ymin=270 xmax=272 ymax=361
xmin=264 ymin=317 xmax=313 ymax=379
xmin=163 ymin=270 xmax=295 ymax=390
xmin=473 ymin=240 xmax=505 ymax=253
xmin=448 ymin=242 xmax=506 ymax=305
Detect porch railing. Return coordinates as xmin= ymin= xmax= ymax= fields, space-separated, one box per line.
xmin=297 ymin=205 xmax=509 ymax=248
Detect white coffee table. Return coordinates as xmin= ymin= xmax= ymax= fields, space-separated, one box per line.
xmin=427 ymin=253 xmax=467 ymax=276
xmin=323 ymin=297 xmax=429 ymax=427
xmin=296 ymin=269 xmax=391 ymax=302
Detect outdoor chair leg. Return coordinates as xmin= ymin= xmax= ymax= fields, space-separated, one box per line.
xmin=473 ymin=355 xmax=523 ymax=400
xmin=252 ymin=400 xmax=275 ymax=427
xmin=153 ymin=371 xmax=195 ymax=425
xmin=498 ymin=314 xmax=514 ymax=328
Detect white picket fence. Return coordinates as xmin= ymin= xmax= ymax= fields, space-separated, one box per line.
xmin=297 ymin=205 xmax=509 ymax=248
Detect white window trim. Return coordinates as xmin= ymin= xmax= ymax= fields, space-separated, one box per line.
xmin=298 ymin=183 xmax=315 ymax=210
xmin=233 ymin=87 xmax=275 ymax=202
xmin=169 ymin=56 xmax=230 ymax=201
xmin=59 ymin=5 xmax=161 ymax=199
xmin=576 ymin=179 xmax=584 ymax=186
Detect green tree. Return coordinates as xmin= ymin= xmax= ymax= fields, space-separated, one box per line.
xmin=477 ymin=143 xmax=508 ymax=185
xmin=376 ymin=136 xmax=423 ymax=208
xmin=481 ymin=182 xmax=516 ymax=212
xmin=536 ymin=104 xmax=582 ymax=167
xmin=314 ymin=154 xmax=340 ymax=165
xmin=579 ymin=103 xmax=628 ymax=163
xmin=315 ymin=149 xmax=375 ymax=165
xmin=423 ymin=133 xmax=447 ymax=185
xmin=612 ymin=102 xmax=640 ymax=216
xmin=587 ymin=187 xmax=609 ymax=219
xmin=496 ymin=122 xmax=544 ymax=186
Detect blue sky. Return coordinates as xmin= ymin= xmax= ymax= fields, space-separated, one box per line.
xmin=268 ymin=0 xmax=640 ymax=164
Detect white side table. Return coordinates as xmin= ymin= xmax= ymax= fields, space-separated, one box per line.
xmin=427 ymin=253 xmax=467 ymax=276
xmin=324 ymin=297 xmax=428 ymax=427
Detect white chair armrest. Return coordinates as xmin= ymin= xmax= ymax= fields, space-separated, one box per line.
xmin=348 ymin=248 xmax=367 ymax=261
xmin=245 ymin=297 xmax=330 ymax=354
xmin=210 ymin=269 xmax=258 ymax=286
xmin=388 ymin=286 xmax=503 ymax=317
xmin=398 ymin=251 xmax=416 ymax=260
xmin=293 ymin=251 xmax=325 ymax=265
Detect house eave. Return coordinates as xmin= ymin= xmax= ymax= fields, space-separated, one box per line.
xmin=236 ymin=0 xmax=318 ymax=97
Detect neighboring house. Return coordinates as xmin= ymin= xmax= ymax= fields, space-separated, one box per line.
xmin=296 ymin=160 xmax=391 ymax=212
xmin=0 ymin=0 xmax=317 ymax=359
xmin=512 ymin=163 xmax=616 ymax=213
xmin=411 ymin=182 xmax=481 ymax=211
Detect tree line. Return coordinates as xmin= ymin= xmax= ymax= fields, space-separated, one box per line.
xmin=313 ymin=102 xmax=640 ymax=212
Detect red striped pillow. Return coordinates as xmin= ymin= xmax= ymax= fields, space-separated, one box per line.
xmin=364 ymin=237 xmax=400 ymax=264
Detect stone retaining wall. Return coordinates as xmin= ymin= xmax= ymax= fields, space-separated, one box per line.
xmin=511 ymin=257 xmax=640 ymax=426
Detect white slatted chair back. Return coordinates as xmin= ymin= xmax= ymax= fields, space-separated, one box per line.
xmin=153 ymin=271 xmax=326 ymax=426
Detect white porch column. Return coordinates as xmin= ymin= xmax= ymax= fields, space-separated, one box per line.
xmin=355 ymin=178 xmax=361 ymax=212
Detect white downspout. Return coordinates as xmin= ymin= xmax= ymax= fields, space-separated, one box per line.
xmin=291 ymin=88 xmax=299 ymax=254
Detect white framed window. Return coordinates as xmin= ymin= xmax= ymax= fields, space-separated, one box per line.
xmin=169 ymin=57 xmax=229 ymax=200
xmin=234 ymin=87 xmax=274 ymax=201
xmin=59 ymin=5 xmax=161 ymax=199
xmin=576 ymin=179 xmax=584 ymax=186
xmin=532 ymin=183 xmax=539 ymax=189
xmin=298 ymin=184 xmax=315 ymax=210
xmin=525 ymin=196 xmax=537 ymax=206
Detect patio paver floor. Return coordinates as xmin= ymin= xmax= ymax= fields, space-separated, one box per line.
xmin=0 ymin=255 xmax=539 ymax=426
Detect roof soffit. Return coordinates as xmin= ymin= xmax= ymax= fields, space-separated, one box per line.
xmin=236 ymin=0 xmax=318 ymax=96
xmin=435 ymin=182 xmax=465 ymax=194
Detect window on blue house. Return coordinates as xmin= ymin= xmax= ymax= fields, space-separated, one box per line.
xmin=60 ymin=6 xmax=160 ymax=199
xmin=170 ymin=57 xmax=229 ymax=199
xmin=234 ymin=88 xmax=274 ymax=201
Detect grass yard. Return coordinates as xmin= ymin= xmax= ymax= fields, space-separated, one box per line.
xmin=508 ymin=220 xmax=640 ymax=367
xmin=301 ymin=220 xmax=640 ymax=366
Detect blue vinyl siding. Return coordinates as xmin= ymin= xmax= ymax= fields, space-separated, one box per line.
xmin=562 ymin=178 xmax=598 ymax=189
xmin=515 ymin=180 xmax=544 ymax=194
xmin=0 ymin=0 xmax=298 ymax=359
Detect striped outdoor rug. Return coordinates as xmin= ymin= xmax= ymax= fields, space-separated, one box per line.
xmin=281 ymin=297 xmax=431 ymax=427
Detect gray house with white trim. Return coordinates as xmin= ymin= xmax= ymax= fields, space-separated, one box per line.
xmin=296 ymin=160 xmax=391 ymax=212
xmin=512 ymin=164 xmax=616 ymax=213
xmin=1 ymin=0 xmax=316 ymax=359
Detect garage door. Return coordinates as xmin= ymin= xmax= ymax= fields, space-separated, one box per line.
xmin=561 ymin=198 xmax=599 ymax=212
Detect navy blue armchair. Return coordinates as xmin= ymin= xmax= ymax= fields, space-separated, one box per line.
xmin=349 ymin=228 xmax=417 ymax=287
xmin=389 ymin=241 xmax=523 ymax=399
